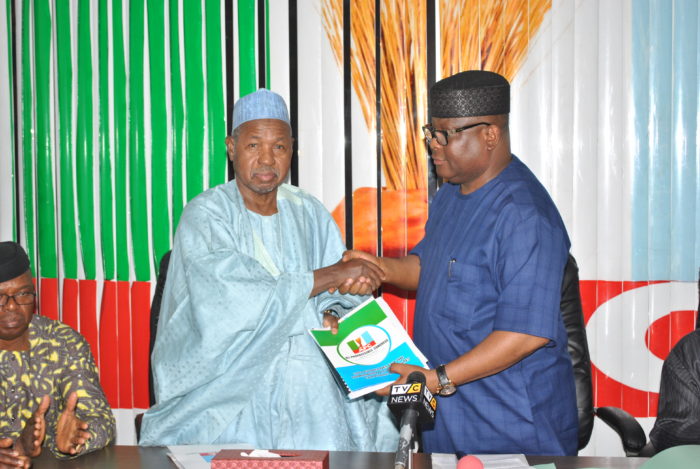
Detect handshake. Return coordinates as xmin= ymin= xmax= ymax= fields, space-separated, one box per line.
xmin=326 ymin=250 xmax=385 ymax=296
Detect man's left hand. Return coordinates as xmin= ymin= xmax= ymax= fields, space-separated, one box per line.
xmin=56 ymin=392 xmax=91 ymax=455
xmin=322 ymin=312 xmax=340 ymax=335
xmin=374 ymin=363 xmax=439 ymax=396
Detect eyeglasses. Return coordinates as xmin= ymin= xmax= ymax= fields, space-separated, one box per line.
xmin=0 ymin=292 xmax=36 ymax=307
xmin=422 ymin=122 xmax=491 ymax=146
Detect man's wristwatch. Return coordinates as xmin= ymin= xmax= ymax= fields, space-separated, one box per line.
xmin=436 ymin=364 xmax=457 ymax=396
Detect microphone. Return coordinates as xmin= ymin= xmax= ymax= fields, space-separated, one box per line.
xmin=388 ymin=371 xmax=437 ymax=469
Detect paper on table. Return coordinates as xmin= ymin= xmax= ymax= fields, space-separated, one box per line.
xmin=474 ymin=454 xmax=534 ymax=468
xmin=430 ymin=453 xmax=458 ymax=469
xmin=430 ymin=453 xmax=538 ymax=469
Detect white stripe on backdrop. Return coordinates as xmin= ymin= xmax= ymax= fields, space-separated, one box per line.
xmin=511 ymin=0 xmax=635 ymax=282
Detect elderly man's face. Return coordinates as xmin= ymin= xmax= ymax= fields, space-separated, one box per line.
xmin=0 ymin=271 xmax=35 ymax=350
xmin=226 ymin=118 xmax=293 ymax=199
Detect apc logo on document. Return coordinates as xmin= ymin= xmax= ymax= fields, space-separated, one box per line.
xmin=347 ymin=331 xmax=377 ymax=354
xmin=338 ymin=325 xmax=391 ymax=366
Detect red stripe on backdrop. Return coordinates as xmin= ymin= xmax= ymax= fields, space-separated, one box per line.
xmin=580 ymin=279 xmax=675 ymax=418
xmin=670 ymin=309 xmax=696 ymax=349
xmin=579 ymin=280 xmax=667 ymax=325
xmin=383 ymin=287 xmax=417 ymax=337
xmin=646 ymin=309 xmax=697 ymax=360
xmin=131 ymin=281 xmax=151 ymax=408
xmin=592 ymin=362 xmax=658 ymax=418
xmin=117 ymin=281 xmax=133 ymax=408
xmin=39 ymin=278 xmax=59 ymax=320
xmin=99 ymin=281 xmax=119 ymax=408
xmin=61 ymin=279 xmax=79 ymax=330
xmin=79 ymin=280 xmax=99 ymax=367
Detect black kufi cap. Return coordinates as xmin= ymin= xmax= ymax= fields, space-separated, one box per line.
xmin=0 ymin=241 xmax=30 ymax=283
xmin=430 ymin=70 xmax=510 ymax=118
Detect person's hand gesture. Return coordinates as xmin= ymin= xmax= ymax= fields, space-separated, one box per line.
xmin=374 ymin=363 xmax=439 ymax=396
xmin=17 ymin=394 xmax=49 ymax=458
xmin=55 ymin=392 xmax=91 ymax=455
xmin=0 ymin=438 xmax=30 ymax=469
xmin=341 ymin=250 xmax=383 ymax=269
xmin=328 ymin=251 xmax=384 ymax=295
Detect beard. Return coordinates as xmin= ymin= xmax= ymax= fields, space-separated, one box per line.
xmin=247 ymin=166 xmax=281 ymax=194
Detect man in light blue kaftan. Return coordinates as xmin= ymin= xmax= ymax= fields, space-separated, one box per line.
xmin=139 ymin=89 xmax=398 ymax=450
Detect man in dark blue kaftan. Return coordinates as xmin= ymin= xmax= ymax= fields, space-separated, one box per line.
xmin=343 ymin=71 xmax=578 ymax=455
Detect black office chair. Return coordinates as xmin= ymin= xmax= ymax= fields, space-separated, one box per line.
xmin=135 ymin=250 xmax=172 ymax=442
xmin=148 ymin=250 xmax=171 ymax=406
xmin=561 ymin=255 xmax=650 ymax=456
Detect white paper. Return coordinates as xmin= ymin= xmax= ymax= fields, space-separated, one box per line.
xmin=430 ymin=453 xmax=536 ymax=469
xmin=474 ymin=454 xmax=534 ymax=468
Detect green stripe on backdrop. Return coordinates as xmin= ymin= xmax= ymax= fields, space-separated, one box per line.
xmin=113 ymin=0 xmax=129 ymax=281
xmin=98 ymin=0 xmax=115 ymax=279
xmin=183 ymin=1 xmax=205 ymax=201
xmin=147 ymin=0 xmax=170 ymax=266
xmin=5 ymin=0 xmax=16 ymax=239
xmin=169 ymin=0 xmax=185 ymax=232
xmin=55 ymin=0 xmax=78 ymax=279
xmin=265 ymin=0 xmax=269 ymax=88
xmin=34 ymin=0 xmax=57 ymax=278
xmin=237 ymin=0 xmax=256 ymax=95
xmin=205 ymin=0 xmax=226 ymax=187
xmin=129 ymin=0 xmax=149 ymax=281
xmin=20 ymin=0 xmax=35 ymax=274
xmin=76 ymin=0 xmax=96 ymax=279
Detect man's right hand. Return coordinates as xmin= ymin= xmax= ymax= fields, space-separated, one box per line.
xmin=342 ymin=250 xmax=383 ymax=269
xmin=339 ymin=251 xmax=421 ymax=292
xmin=332 ymin=251 xmax=385 ymax=295
xmin=332 ymin=258 xmax=384 ymax=295
xmin=311 ymin=257 xmax=384 ymax=297
xmin=17 ymin=395 xmax=49 ymax=458
xmin=0 ymin=439 xmax=31 ymax=469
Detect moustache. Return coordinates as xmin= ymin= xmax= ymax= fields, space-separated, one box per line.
xmin=252 ymin=166 xmax=279 ymax=178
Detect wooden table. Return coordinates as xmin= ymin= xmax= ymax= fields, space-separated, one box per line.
xmin=31 ymin=446 xmax=649 ymax=468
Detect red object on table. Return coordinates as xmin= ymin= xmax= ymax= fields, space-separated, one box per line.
xmin=211 ymin=450 xmax=329 ymax=469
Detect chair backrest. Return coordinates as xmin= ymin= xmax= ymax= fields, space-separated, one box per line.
xmin=148 ymin=250 xmax=171 ymax=406
xmin=560 ymin=254 xmax=594 ymax=451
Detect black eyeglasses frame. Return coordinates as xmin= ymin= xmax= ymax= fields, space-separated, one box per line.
xmin=422 ymin=122 xmax=492 ymax=146
xmin=0 ymin=292 xmax=36 ymax=307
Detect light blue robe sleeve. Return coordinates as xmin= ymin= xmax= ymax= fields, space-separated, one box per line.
xmin=309 ymin=208 xmax=368 ymax=317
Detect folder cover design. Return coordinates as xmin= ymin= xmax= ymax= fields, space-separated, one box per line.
xmin=309 ymin=297 xmax=428 ymax=398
